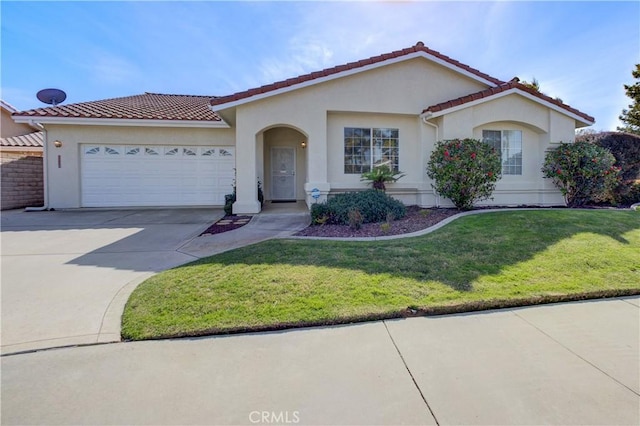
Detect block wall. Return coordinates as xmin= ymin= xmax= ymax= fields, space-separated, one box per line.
xmin=1 ymin=151 xmax=44 ymax=210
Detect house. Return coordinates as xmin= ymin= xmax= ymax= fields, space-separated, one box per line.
xmin=12 ymin=42 xmax=594 ymax=213
xmin=1 ymin=100 xmax=44 ymax=210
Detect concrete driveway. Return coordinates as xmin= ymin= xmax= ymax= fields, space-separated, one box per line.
xmin=1 ymin=208 xmax=224 ymax=354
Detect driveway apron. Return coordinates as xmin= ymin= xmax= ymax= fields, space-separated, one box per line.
xmin=0 ymin=208 xmax=224 ymax=354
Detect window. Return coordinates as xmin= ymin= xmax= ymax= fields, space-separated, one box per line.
xmin=344 ymin=127 xmax=399 ymax=174
xmin=482 ymin=130 xmax=522 ymax=175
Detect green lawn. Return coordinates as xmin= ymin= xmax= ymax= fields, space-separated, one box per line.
xmin=122 ymin=210 xmax=640 ymax=340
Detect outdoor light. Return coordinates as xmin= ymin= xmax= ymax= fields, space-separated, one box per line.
xmin=53 ymin=140 xmax=63 ymax=148
xmin=301 ymin=141 xmax=307 ymax=149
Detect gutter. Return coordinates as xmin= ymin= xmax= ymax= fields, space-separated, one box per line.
xmin=421 ymin=115 xmax=441 ymax=208
xmin=24 ymin=120 xmax=50 ymax=211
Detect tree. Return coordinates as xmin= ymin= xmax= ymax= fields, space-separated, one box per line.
xmin=520 ymin=77 xmax=540 ymax=92
xmin=618 ymin=64 xmax=640 ymax=135
xmin=519 ymin=77 xmax=563 ymax=103
xmin=426 ymin=139 xmax=502 ymax=210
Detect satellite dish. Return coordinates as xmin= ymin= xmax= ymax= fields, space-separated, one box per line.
xmin=37 ymin=88 xmax=67 ymax=106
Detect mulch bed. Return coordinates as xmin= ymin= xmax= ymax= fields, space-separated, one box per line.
xmin=294 ymin=206 xmax=460 ymax=238
xmin=200 ymin=215 xmax=253 ymax=236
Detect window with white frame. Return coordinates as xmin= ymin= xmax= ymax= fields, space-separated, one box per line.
xmin=344 ymin=127 xmax=399 ymax=174
xmin=482 ymin=130 xmax=523 ymax=175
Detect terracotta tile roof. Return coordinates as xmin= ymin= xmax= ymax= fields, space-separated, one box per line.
xmin=423 ymin=80 xmax=595 ymax=124
xmin=13 ymin=93 xmax=222 ymax=122
xmin=1 ymin=131 xmax=44 ymax=148
xmin=210 ymin=41 xmax=505 ymax=107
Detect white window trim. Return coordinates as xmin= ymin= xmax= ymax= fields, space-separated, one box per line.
xmin=483 ymin=129 xmax=523 ymax=176
xmin=344 ymin=127 xmax=400 ymax=174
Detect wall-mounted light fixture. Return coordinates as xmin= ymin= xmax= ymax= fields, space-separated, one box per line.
xmin=301 ymin=140 xmax=307 ymax=149
xmin=53 ymin=140 xmax=63 ymax=148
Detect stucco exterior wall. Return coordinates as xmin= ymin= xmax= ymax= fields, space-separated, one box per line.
xmin=44 ymin=124 xmax=235 ymax=208
xmin=1 ymin=109 xmax=36 ymax=138
xmin=432 ymin=93 xmax=576 ymax=206
xmin=230 ymin=57 xmax=488 ymax=210
xmin=35 ymin=57 xmax=584 ymax=211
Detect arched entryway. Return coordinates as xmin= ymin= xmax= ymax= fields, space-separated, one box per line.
xmin=261 ymin=126 xmax=308 ymax=204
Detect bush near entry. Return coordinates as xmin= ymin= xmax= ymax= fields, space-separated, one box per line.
xmin=311 ymin=189 xmax=406 ymax=225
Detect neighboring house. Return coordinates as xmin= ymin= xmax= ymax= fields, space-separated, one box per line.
xmin=1 ymin=100 xmax=44 ymax=210
xmin=12 ymin=42 xmax=594 ymax=213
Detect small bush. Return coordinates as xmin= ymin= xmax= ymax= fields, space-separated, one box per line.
xmin=542 ymin=141 xmax=620 ymax=207
xmin=311 ymin=203 xmax=331 ymax=224
xmin=360 ymin=164 xmax=405 ymax=191
xmin=586 ymin=132 xmax=640 ymax=206
xmin=311 ymin=190 xmax=406 ymax=226
xmin=618 ymin=181 xmax=640 ymax=206
xmin=380 ymin=222 xmax=391 ymax=234
xmin=224 ymin=193 xmax=235 ymax=216
xmin=386 ymin=211 xmax=395 ymax=223
xmin=348 ymin=209 xmax=364 ymax=230
xmin=426 ymin=139 xmax=502 ymax=210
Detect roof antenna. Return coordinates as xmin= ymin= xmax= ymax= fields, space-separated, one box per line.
xmin=36 ymin=88 xmax=67 ymax=106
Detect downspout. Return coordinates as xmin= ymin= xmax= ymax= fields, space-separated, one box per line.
xmin=25 ymin=121 xmax=50 ymax=211
xmin=421 ymin=114 xmax=440 ymax=207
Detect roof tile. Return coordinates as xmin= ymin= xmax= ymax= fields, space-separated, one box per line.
xmin=12 ymin=93 xmax=222 ymax=122
xmin=1 ymin=131 xmax=44 ymax=148
xmin=210 ymin=42 xmax=505 ymax=107
xmin=423 ymin=82 xmax=595 ymax=123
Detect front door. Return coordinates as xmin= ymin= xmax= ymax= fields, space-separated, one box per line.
xmin=271 ymin=147 xmax=296 ymax=200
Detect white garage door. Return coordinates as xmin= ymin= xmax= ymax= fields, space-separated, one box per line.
xmin=81 ymin=145 xmax=235 ymax=207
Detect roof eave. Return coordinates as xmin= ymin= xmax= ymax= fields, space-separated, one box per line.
xmin=422 ymin=89 xmax=594 ymax=128
xmin=210 ymin=51 xmax=501 ymax=111
xmin=0 ymin=145 xmax=43 ymax=152
xmin=12 ymin=116 xmax=230 ymax=129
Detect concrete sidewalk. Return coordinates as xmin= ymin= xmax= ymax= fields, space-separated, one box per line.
xmin=2 ymin=297 xmax=638 ymax=425
xmin=1 ymin=208 xmax=309 ymax=355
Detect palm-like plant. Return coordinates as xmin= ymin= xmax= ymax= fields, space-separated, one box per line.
xmin=361 ymin=164 xmax=405 ymax=191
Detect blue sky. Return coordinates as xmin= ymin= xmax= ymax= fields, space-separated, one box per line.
xmin=2 ymin=1 xmax=638 ymax=131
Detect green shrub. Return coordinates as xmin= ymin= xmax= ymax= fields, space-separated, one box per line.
xmin=348 ymin=208 xmax=364 ymax=230
xmin=223 ymin=193 xmax=235 ymax=216
xmin=542 ymin=141 xmax=620 ymax=207
xmin=311 ymin=190 xmax=406 ymax=226
xmin=426 ymin=138 xmax=502 ymax=210
xmin=618 ymin=181 xmax=640 ymax=206
xmin=310 ymin=203 xmax=331 ymax=225
xmin=380 ymin=222 xmax=391 ymax=234
xmin=257 ymin=180 xmax=264 ymax=206
xmin=590 ymin=132 xmax=640 ymax=206
xmin=360 ymin=164 xmax=405 ymax=191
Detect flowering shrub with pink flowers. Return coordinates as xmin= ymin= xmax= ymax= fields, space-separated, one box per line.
xmin=542 ymin=141 xmax=620 ymax=207
xmin=427 ymin=138 xmax=502 ymax=210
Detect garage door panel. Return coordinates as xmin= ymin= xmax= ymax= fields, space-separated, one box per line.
xmin=81 ymin=145 xmax=235 ymax=207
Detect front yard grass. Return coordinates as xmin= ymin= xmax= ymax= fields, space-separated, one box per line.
xmin=122 ymin=210 xmax=640 ymax=340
